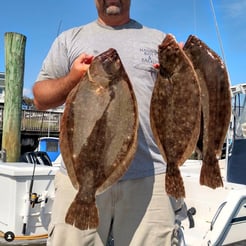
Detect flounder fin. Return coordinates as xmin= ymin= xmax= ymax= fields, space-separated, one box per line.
xmin=165 ymin=164 xmax=185 ymax=199
xmin=200 ymin=157 xmax=223 ymax=188
xmin=65 ymin=191 xmax=99 ymax=230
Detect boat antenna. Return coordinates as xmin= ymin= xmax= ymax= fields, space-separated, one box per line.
xmin=209 ymin=0 xmax=232 ymax=85
xmin=57 ymin=20 xmax=63 ymax=37
xmin=209 ymin=0 xmax=232 ymax=173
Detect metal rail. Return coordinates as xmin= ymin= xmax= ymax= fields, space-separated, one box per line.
xmin=0 ymin=108 xmax=62 ymax=133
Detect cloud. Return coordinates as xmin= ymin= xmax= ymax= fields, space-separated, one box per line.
xmin=220 ymin=0 xmax=246 ymax=19
xmin=218 ymin=0 xmax=246 ymax=50
xmin=23 ymin=87 xmax=33 ymax=98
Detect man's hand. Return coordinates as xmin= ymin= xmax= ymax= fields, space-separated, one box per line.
xmin=69 ymin=53 xmax=94 ymax=83
xmin=33 ymin=53 xmax=94 ymax=110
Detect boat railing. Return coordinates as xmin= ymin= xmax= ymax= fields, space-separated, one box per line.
xmin=0 ymin=107 xmax=62 ymax=133
xmin=203 ymin=190 xmax=246 ymax=245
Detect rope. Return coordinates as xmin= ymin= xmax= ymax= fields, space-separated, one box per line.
xmin=0 ymin=231 xmax=48 ymax=241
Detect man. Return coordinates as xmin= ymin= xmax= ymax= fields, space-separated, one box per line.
xmin=33 ymin=1 xmax=175 ymax=245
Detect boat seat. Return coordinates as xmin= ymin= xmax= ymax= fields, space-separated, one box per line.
xmin=20 ymin=151 xmax=52 ymax=166
xmin=227 ymin=139 xmax=246 ymax=185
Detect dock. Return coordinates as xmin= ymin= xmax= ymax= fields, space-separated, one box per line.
xmin=0 ymin=107 xmax=62 ymax=152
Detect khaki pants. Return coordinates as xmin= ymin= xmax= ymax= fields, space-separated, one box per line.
xmin=47 ymin=171 xmax=175 ymax=246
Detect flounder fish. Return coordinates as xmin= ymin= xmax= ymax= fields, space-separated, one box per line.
xmin=184 ymin=35 xmax=231 ymax=188
xmin=60 ymin=48 xmax=138 ymax=230
xmin=150 ymin=34 xmax=201 ymax=198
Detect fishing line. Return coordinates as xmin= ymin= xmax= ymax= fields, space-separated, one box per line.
xmin=209 ymin=0 xmax=232 ymax=83
xmin=209 ymin=0 xmax=226 ymax=64
xmin=209 ymin=0 xmax=233 ymax=165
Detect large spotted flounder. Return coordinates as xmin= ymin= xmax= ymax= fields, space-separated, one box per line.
xmin=184 ymin=35 xmax=231 ymax=188
xmin=60 ymin=48 xmax=138 ymax=230
xmin=150 ymin=34 xmax=201 ymax=198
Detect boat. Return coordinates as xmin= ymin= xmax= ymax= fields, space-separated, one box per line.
xmin=0 ymin=162 xmax=57 ymax=244
xmin=36 ymin=137 xmax=61 ymax=167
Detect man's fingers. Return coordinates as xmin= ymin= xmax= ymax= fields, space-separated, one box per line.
xmin=84 ymin=55 xmax=94 ymax=64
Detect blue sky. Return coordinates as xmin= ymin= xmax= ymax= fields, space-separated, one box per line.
xmin=0 ymin=0 xmax=245 ymax=97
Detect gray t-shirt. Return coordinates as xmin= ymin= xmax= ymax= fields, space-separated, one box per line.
xmin=37 ymin=19 xmax=167 ymax=180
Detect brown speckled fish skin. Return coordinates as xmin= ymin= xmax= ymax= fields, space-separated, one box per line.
xmin=150 ymin=34 xmax=201 ymax=198
xmin=60 ymin=48 xmax=138 ymax=230
xmin=184 ymin=35 xmax=231 ymax=189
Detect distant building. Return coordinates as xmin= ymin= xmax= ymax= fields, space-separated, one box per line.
xmin=0 ymin=72 xmax=64 ymax=112
xmin=0 ymin=72 xmax=5 ymax=105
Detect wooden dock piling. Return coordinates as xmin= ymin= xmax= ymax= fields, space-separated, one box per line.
xmin=2 ymin=32 xmax=26 ymax=162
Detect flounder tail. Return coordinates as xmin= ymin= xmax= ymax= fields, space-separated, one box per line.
xmin=165 ymin=164 xmax=185 ymax=199
xmin=200 ymin=156 xmax=223 ymax=188
xmin=65 ymin=193 xmax=99 ymax=230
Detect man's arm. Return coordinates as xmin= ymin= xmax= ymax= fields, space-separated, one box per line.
xmin=33 ymin=53 xmax=93 ymax=110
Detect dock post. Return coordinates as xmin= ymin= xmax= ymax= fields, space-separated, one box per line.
xmin=2 ymin=32 xmax=26 ymax=162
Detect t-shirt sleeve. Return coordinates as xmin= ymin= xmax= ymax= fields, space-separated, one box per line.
xmin=36 ymin=33 xmax=70 ymax=81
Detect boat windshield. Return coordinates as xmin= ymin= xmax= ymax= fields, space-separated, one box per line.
xmin=233 ymin=92 xmax=246 ymax=139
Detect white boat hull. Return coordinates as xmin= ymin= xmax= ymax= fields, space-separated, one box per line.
xmin=0 ymin=162 xmax=58 ymax=238
xmin=181 ymin=160 xmax=246 ymax=245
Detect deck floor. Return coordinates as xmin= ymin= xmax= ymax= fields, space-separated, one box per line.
xmin=0 ymin=239 xmax=245 ymax=245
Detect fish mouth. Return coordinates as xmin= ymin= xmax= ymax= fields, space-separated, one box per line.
xmin=95 ymin=48 xmax=122 ymax=78
xmin=159 ymin=34 xmax=177 ymax=50
xmin=98 ymin=48 xmax=120 ymax=66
